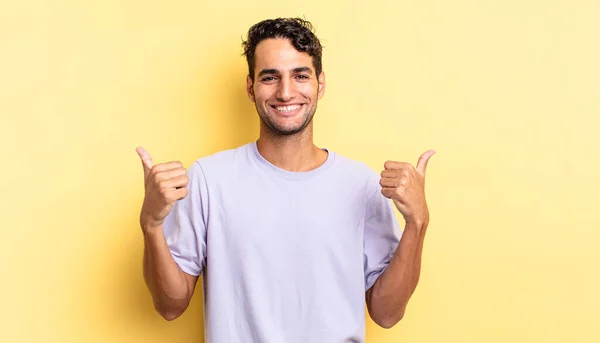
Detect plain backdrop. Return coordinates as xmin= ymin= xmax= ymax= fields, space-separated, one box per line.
xmin=1 ymin=0 xmax=599 ymax=342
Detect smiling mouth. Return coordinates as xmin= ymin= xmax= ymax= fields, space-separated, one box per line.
xmin=270 ymin=104 xmax=303 ymax=115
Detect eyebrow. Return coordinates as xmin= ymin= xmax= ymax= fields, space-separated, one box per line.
xmin=257 ymin=66 xmax=314 ymax=77
xmin=292 ymin=67 xmax=313 ymax=74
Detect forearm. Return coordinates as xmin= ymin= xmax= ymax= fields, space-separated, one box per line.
xmin=143 ymin=226 xmax=191 ymax=318
xmin=368 ymin=221 xmax=427 ymax=327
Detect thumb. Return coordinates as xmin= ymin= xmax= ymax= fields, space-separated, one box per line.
xmin=416 ymin=149 xmax=436 ymax=175
xmin=135 ymin=146 xmax=153 ymax=181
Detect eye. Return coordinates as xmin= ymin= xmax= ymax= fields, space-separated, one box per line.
xmin=261 ymin=76 xmax=277 ymax=82
xmin=295 ymin=74 xmax=309 ymax=80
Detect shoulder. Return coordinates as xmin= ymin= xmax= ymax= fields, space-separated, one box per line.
xmin=329 ymin=151 xmax=381 ymax=194
xmin=194 ymin=142 xmax=250 ymax=168
xmin=334 ymin=153 xmax=378 ymax=175
xmin=186 ymin=142 xmax=252 ymax=179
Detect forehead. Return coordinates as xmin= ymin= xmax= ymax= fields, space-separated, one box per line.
xmin=254 ymin=38 xmax=313 ymax=71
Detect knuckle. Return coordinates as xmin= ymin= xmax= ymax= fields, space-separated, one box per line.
xmin=159 ymin=186 xmax=169 ymax=197
xmin=385 ymin=160 xmax=400 ymax=170
xmin=154 ymin=173 xmax=164 ymax=182
xmin=150 ymin=176 xmax=161 ymax=186
xmin=395 ymin=188 xmax=404 ymax=197
xmin=163 ymin=191 xmax=175 ymax=202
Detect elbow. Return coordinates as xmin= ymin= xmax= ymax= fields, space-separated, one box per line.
xmin=370 ymin=305 xmax=405 ymax=329
xmin=158 ymin=309 xmax=184 ymax=321
xmin=367 ymin=290 xmax=406 ymax=329
xmin=374 ymin=311 xmax=404 ymax=329
xmin=154 ymin=301 xmax=187 ymax=321
xmin=159 ymin=312 xmax=182 ymax=322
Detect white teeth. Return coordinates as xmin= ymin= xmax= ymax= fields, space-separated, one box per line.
xmin=275 ymin=105 xmax=301 ymax=113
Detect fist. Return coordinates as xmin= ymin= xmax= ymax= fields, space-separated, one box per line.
xmin=136 ymin=147 xmax=189 ymax=231
xmin=380 ymin=150 xmax=435 ymax=226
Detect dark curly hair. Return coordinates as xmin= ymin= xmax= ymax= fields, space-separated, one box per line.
xmin=242 ymin=17 xmax=323 ymax=81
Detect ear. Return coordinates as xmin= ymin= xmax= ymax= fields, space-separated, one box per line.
xmin=317 ymin=71 xmax=326 ymax=100
xmin=246 ymin=74 xmax=255 ymax=102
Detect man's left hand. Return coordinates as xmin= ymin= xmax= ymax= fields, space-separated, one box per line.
xmin=380 ymin=150 xmax=436 ymax=226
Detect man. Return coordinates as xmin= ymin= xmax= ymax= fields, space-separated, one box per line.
xmin=136 ymin=17 xmax=435 ymax=343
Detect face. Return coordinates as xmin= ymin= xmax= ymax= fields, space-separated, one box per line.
xmin=246 ymin=38 xmax=326 ymax=136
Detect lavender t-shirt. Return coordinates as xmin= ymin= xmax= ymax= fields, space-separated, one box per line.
xmin=162 ymin=141 xmax=402 ymax=343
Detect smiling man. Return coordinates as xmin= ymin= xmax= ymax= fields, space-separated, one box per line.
xmin=136 ymin=17 xmax=435 ymax=343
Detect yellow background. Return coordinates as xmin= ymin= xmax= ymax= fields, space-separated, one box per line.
xmin=2 ymin=0 xmax=599 ymax=342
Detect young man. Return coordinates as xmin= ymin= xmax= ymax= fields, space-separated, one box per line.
xmin=136 ymin=17 xmax=435 ymax=343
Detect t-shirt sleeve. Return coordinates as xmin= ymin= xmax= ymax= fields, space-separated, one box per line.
xmin=363 ymin=172 xmax=403 ymax=291
xmin=161 ymin=160 xmax=208 ymax=277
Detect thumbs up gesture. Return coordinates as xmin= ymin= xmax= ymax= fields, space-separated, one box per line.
xmin=136 ymin=147 xmax=189 ymax=231
xmin=380 ymin=150 xmax=436 ymax=226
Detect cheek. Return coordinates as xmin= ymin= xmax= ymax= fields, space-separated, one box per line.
xmin=298 ymin=83 xmax=319 ymax=98
xmin=252 ymin=86 xmax=271 ymax=102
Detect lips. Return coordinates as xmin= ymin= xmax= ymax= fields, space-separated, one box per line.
xmin=270 ymin=104 xmax=304 ymax=116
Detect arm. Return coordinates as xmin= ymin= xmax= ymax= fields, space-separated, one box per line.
xmin=367 ymin=149 xmax=435 ymax=328
xmin=136 ymin=147 xmax=203 ymax=321
xmin=143 ymin=225 xmax=198 ymax=321
xmin=366 ymin=221 xmax=427 ymax=328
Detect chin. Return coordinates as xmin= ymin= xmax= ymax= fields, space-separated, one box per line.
xmin=269 ymin=124 xmax=306 ymax=136
xmin=261 ymin=117 xmax=310 ymax=136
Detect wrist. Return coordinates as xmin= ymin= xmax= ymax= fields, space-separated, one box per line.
xmin=404 ymin=219 xmax=428 ymax=233
xmin=142 ymin=227 xmax=165 ymax=246
xmin=140 ymin=218 xmax=163 ymax=235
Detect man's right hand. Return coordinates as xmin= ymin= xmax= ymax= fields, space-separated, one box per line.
xmin=136 ymin=147 xmax=189 ymax=232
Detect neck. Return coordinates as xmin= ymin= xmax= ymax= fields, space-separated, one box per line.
xmin=256 ymin=122 xmax=327 ymax=172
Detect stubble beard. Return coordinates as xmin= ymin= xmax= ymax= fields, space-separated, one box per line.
xmin=256 ymin=102 xmax=318 ymax=137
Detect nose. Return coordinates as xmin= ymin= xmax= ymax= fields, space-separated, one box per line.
xmin=276 ymin=77 xmax=292 ymax=102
